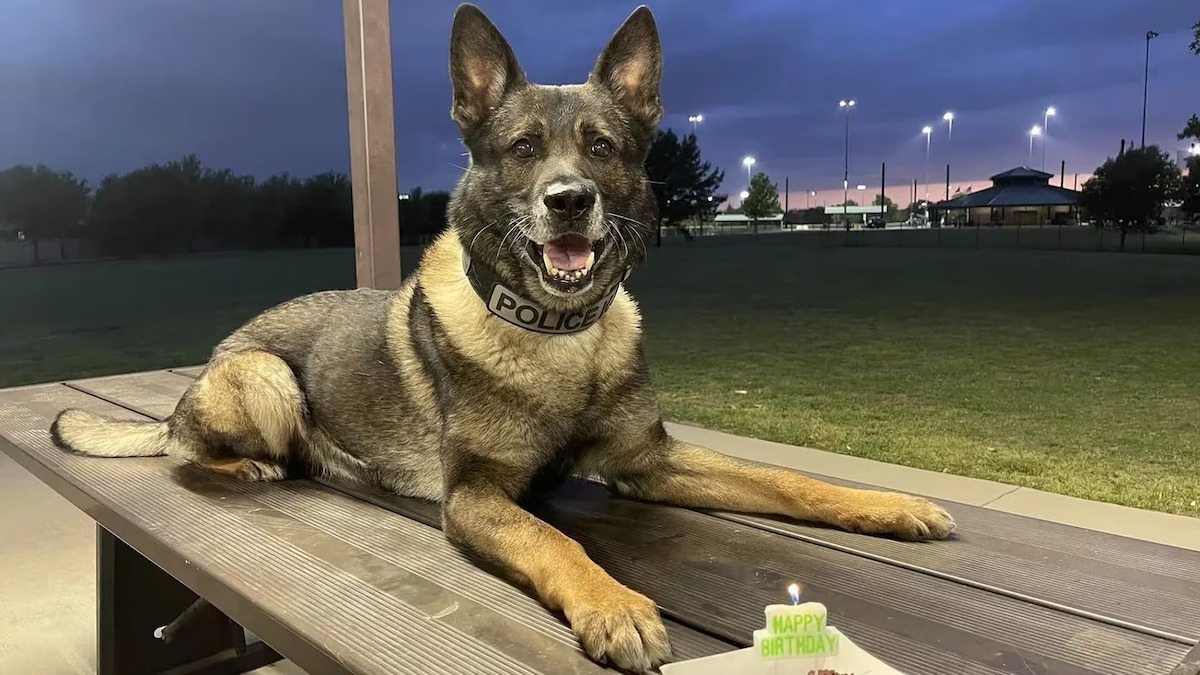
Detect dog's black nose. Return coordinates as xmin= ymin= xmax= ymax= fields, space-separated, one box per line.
xmin=544 ymin=188 xmax=596 ymax=220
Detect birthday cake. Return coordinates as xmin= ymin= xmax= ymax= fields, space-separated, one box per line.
xmin=661 ymin=584 xmax=907 ymax=675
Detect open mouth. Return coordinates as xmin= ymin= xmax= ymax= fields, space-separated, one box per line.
xmin=528 ymin=233 xmax=604 ymax=291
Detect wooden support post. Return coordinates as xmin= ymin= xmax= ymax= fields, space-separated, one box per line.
xmin=344 ymin=0 xmax=402 ymax=290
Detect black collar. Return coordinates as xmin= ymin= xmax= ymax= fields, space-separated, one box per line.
xmin=462 ymin=252 xmax=630 ymax=335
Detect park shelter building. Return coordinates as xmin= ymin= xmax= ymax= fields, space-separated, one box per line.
xmin=935 ymin=167 xmax=1079 ymax=226
xmin=713 ymin=214 xmax=784 ymax=226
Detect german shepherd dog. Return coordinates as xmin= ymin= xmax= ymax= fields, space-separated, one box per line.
xmin=52 ymin=5 xmax=954 ymax=672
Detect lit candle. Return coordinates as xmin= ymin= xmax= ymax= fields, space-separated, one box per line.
xmin=753 ymin=583 xmax=840 ymax=660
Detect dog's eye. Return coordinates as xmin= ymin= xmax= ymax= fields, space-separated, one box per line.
xmin=590 ymin=138 xmax=613 ymax=158
xmin=511 ymin=138 xmax=535 ymax=159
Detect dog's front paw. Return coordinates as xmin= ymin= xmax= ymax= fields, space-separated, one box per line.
xmin=840 ymin=490 xmax=956 ymax=541
xmin=565 ymin=583 xmax=672 ymax=673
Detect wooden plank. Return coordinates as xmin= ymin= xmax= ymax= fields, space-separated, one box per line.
xmin=169 ymin=366 xmax=207 ymax=378
xmin=343 ymin=0 xmax=402 ymax=290
xmin=66 ymin=370 xmax=194 ymax=419
xmin=0 ymin=385 xmax=731 ymax=672
xmin=108 ymin=368 xmax=1200 ymax=647
xmin=1171 ymin=642 xmax=1200 ymax=675
xmin=711 ymin=484 xmax=1200 ymax=643
xmin=334 ymin=477 xmax=1187 ymax=675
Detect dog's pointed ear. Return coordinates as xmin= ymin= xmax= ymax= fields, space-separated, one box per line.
xmin=449 ymin=4 xmax=526 ymax=130
xmin=589 ymin=6 xmax=663 ymax=129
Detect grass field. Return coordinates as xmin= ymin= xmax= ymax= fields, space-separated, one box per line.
xmin=4 ymin=242 xmax=1198 ymax=516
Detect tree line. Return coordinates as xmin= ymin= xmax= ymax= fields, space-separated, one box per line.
xmin=0 ymin=155 xmax=454 ymax=262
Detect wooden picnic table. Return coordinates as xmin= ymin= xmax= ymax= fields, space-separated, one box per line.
xmin=2 ymin=368 xmax=1198 ymax=675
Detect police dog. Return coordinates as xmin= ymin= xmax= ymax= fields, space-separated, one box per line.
xmin=51 ymin=5 xmax=954 ymax=672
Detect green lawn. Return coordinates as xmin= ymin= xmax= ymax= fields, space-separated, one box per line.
xmin=4 ymin=243 xmax=1198 ymax=516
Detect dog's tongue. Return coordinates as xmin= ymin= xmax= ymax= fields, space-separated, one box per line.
xmin=543 ymin=234 xmax=592 ymax=271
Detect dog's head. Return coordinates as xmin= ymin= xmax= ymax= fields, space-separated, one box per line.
xmin=447 ymin=4 xmax=662 ymax=311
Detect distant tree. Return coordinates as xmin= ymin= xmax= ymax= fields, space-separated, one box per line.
xmin=0 ymin=164 xmax=90 ymax=262
xmin=741 ymin=172 xmax=781 ymax=231
xmin=832 ymin=199 xmax=859 ymax=208
xmin=1080 ymin=145 xmax=1182 ymax=250
xmin=398 ymin=187 xmax=452 ymax=244
xmin=249 ymin=174 xmax=303 ymax=248
xmin=644 ymin=129 xmax=725 ymax=245
xmin=87 ymin=155 xmax=209 ymax=256
xmin=1190 ymin=20 xmax=1199 ymax=56
xmin=1180 ymin=162 xmax=1200 ymax=224
xmin=285 ymin=172 xmax=353 ymax=248
xmin=199 ymin=167 xmax=257 ymax=249
xmin=871 ymin=194 xmax=895 ymax=220
xmin=1181 ymin=115 xmax=1200 ymax=224
xmin=1180 ymin=115 xmax=1200 ymax=145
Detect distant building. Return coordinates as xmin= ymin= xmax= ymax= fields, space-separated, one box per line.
xmin=935 ymin=167 xmax=1079 ymax=226
xmin=713 ymin=214 xmax=784 ymax=225
xmin=821 ymin=205 xmax=889 ymax=225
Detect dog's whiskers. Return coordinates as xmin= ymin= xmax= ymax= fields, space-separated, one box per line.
xmin=496 ymin=215 xmax=532 ymax=263
xmin=604 ymin=218 xmax=630 ymax=258
xmin=607 ymin=212 xmax=648 ymax=258
xmin=468 ymin=219 xmax=500 ymax=256
xmin=607 ymin=212 xmax=650 ymax=231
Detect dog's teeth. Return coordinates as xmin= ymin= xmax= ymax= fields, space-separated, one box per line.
xmin=543 ymin=252 xmax=554 ymax=272
xmin=586 ymin=251 xmax=595 ymax=269
xmin=580 ymin=266 xmax=589 ymax=277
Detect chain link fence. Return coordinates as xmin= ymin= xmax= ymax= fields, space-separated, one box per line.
xmin=663 ymin=222 xmax=1200 ymax=254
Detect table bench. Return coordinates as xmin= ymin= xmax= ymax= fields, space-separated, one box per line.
xmin=2 ymin=368 xmax=1198 ymax=674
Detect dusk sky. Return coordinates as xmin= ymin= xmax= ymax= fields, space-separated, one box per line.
xmin=2 ymin=0 xmax=1198 ymax=207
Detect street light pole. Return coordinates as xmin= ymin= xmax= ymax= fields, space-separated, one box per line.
xmin=688 ymin=114 xmax=704 ymax=135
xmin=742 ymin=156 xmax=756 ymax=187
xmin=1042 ymin=106 xmax=1056 ymax=169
xmin=943 ymin=112 xmax=954 ymax=202
xmin=839 ymin=99 xmax=855 ymax=227
xmin=1029 ymin=125 xmax=1042 ymax=166
xmin=922 ymin=126 xmax=932 ymax=202
xmin=1142 ymin=31 xmax=1158 ymax=148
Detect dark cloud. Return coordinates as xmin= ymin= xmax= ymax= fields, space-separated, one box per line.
xmin=1 ymin=0 xmax=1196 ymax=197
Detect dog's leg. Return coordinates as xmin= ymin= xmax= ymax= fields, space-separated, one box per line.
xmin=176 ymin=350 xmax=303 ymax=480
xmin=442 ymin=479 xmax=671 ymax=672
xmin=590 ymin=424 xmax=955 ymax=541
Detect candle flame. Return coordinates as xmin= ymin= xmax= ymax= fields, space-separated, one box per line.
xmin=788 ymin=583 xmax=801 ymax=605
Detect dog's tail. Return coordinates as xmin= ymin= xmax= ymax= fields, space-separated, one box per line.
xmin=50 ymin=409 xmax=176 ymax=458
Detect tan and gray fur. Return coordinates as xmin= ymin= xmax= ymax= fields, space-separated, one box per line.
xmin=51 ymin=6 xmax=954 ymax=673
